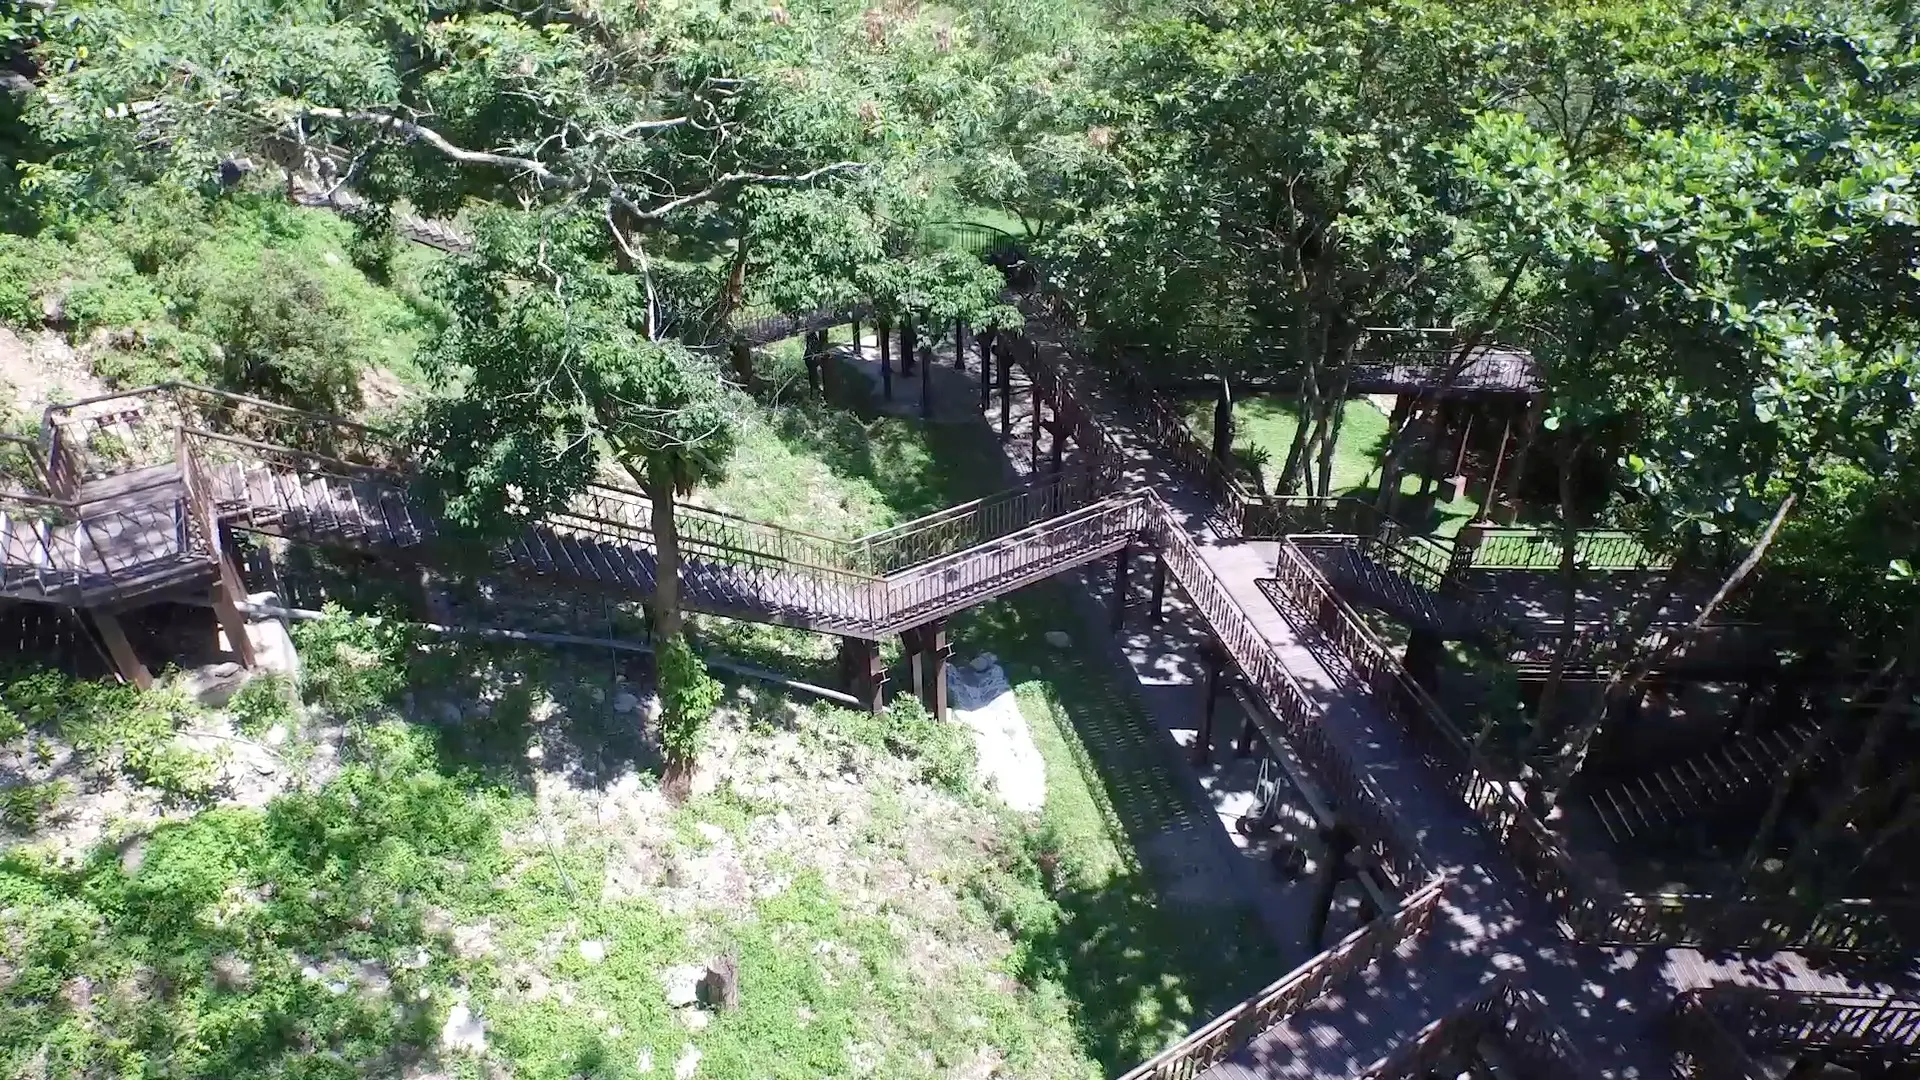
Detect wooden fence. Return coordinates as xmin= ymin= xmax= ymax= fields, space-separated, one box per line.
xmin=1359 ymin=977 xmax=1592 ymax=1080
xmin=1671 ymin=988 xmax=1920 ymax=1080
xmin=1114 ymin=876 xmax=1448 ymax=1080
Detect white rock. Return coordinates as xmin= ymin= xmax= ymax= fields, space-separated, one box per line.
xmin=637 ymin=1049 xmax=654 ymax=1074
xmin=587 ymin=686 xmax=607 ymax=704
xmin=674 ymin=1045 xmax=701 ymax=1080
xmin=682 ymin=1009 xmax=710 ymax=1031
xmin=526 ymin=744 xmax=546 ymax=763
xmin=613 ymin=693 xmax=640 ymax=714
xmin=663 ymin=965 xmax=704 ymax=1008
xmin=210 ymin=661 xmax=242 ymax=679
xmin=323 ymin=251 xmax=342 ymax=266
xmin=578 ymin=939 xmax=607 ymax=964
xmin=264 ymin=724 xmax=288 ymax=747
xmin=969 ymin=653 xmax=998 ymax=672
xmin=694 ymin=822 xmax=726 ymax=844
xmin=946 ymin=660 xmax=1046 ymax=812
xmin=440 ymin=1004 xmax=487 ymax=1053
xmin=644 ymin=695 xmax=663 ymax=722
xmin=1044 ymin=630 xmax=1072 ymax=649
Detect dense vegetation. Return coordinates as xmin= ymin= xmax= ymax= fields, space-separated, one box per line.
xmin=3 ymin=0 xmax=1920 ymax=1071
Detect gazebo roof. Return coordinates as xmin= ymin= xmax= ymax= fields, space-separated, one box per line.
xmin=1347 ymin=345 xmax=1541 ymax=398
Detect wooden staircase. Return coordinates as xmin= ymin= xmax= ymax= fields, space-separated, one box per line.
xmin=1586 ymin=721 xmax=1832 ymax=845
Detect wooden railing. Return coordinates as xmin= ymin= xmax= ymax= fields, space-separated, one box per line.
xmin=1460 ymin=525 xmax=1664 ymax=572
xmin=1672 ymin=988 xmax=1920 ymax=1080
xmin=0 ymin=486 xmax=210 ymax=603
xmin=1359 ymin=977 xmax=1591 ymax=1080
xmin=1156 ymin=507 xmax=1430 ymax=890
xmin=1115 ymin=876 xmax=1448 ymax=1080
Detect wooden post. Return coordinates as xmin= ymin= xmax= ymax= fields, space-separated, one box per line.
xmin=919 ymin=343 xmax=934 ymax=420
xmin=840 ymin=637 xmax=886 ymax=714
xmin=913 ymin=619 xmax=950 ymax=721
xmin=212 ymin=582 xmax=258 ymax=668
xmin=850 ymin=317 xmax=861 ymax=358
xmin=1235 ymin=715 xmax=1258 ymax=758
xmin=1109 ymin=543 xmax=1134 ymax=632
xmin=1308 ymin=821 xmax=1358 ymax=950
xmin=1477 ymin=413 xmax=1514 ymax=522
xmin=804 ymin=331 xmax=823 ymax=396
xmin=1049 ymin=413 xmax=1067 ymax=473
xmin=1030 ymin=389 xmax=1043 ymax=464
xmin=1211 ymin=376 xmax=1234 ymax=469
xmin=93 ymin=611 xmax=152 ymax=690
xmin=978 ymin=328 xmax=994 ymax=413
xmin=1404 ymin=630 xmax=1442 ymax=692
xmin=1502 ymin=396 xmax=1543 ymax=520
xmin=730 ymin=338 xmax=755 ymax=393
xmin=1149 ymin=547 xmax=1168 ymax=625
xmin=999 ymin=342 xmax=1013 ymax=437
xmin=900 ymin=318 xmax=916 ymax=375
xmin=954 ymin=321 xmax=966 ymax=371
xmin=878 ymin=316 xmax=894 ymax=401
xmin=1452 ymin=407 xmax=1476 ymax=479
xmin=1194 ymin=638 xmax=1227 ymax=766
xmin=820 ymin=330 xmax=840 ymax=401
xmin=1420 ymin=398 xmax=1447 ymax=498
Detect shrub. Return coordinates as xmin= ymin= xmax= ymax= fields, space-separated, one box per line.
xmin=170 ymin=249 xmax=365 ymax=415
xmin=839 ymin=696 xmax=976 ymax=796
xmin=228 ymin=673 xmax=297 ymax=737
xmin=657 ymin=632 xmax=722 ymax=771
xmin=0 ymin=666 xmax=214 ymax=802
xmin=290 ymin=605 xmax=413 ymax=716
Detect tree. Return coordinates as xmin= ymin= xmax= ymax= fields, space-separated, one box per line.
xmin=1050 ymin=0 xmax=1516 ymax=494
xmin=415 ymin=210 xmax=740 ymax=648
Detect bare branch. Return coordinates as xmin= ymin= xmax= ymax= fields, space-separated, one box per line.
xmin=626 ymin=162 xmax=865 ymax=220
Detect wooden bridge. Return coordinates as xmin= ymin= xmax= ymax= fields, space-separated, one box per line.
xmin=6 ymin=302 xmax=1917 ymax=1080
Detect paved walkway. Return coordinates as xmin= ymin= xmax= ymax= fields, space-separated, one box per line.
xmin=991 ymin=314 xmax=1909 ymax=1079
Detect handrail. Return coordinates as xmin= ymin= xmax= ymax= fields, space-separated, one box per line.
xmin=1672 ymin=987 xmax=1920 ymax=1080
xmin=1115 ymin=876 xmax=1449 ymax=1080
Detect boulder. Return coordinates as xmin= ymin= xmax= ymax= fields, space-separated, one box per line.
xmin=440 ymin=1004 xmax=487 ymax=1053
xmin=578 ymin=939 xmax=607 ymax=965
xmin=1044 ymin=631 xmax=1072 ymax=649
xmin=613 ymin=692 xmax=640 ymax=714
xmin=969 ymin=652 xmax=998 ymax=673
xmin=662 ymin=965 xmax=704 ymax=1009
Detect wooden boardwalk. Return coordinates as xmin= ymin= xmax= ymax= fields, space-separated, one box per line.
xmin=1018 ymin=314 xmax=1913 ymax=1079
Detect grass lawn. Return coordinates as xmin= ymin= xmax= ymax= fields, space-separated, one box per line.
xmin=1180 ymin=394 xmax=1478 ymax=539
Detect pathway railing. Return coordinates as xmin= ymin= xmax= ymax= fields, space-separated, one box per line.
xmin=1458 ymin=525 xmax=1664 ymax=572
xmin=1115 ymin=876 xmax=1448 ymax=1080
xmin=1359 ymin=977 xmax=1592 ymax=1080
xmin=1672 ymin=988 xmax=1920 ymax=1080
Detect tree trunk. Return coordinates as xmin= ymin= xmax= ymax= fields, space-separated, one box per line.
xmin=1525 ymin=443 xmax=1585 ymax=767
xmin=636 ymin=456 xmax=685 ymax=642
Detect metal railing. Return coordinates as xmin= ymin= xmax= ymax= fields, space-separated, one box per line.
xmin=1359 ymin=977 xmax=1591 ymax=1080
xmin=1461 ymin=526 xmax=1664 ymax=571
xmin=1115 ymin=876 xmax=1448 ymax=1080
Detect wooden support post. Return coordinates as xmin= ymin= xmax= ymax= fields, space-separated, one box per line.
xmin=912 ymin=619 xmax=950 ymax=721
xmin=1502 ymin=396 xmax=1543 ymax=521
xmin=1308 ymin=821 xmax=1358 ymax=950
xmin=212 ymin=581 xmax=258 ymax=668
xmin=1211 ymin=376 xmax=1234 ymax=469
xmin=1452 ymin=408 xmax=1476 ymax=479
xmin=1420 ymin=399 xmax=1446 ymax=498
xmin=1194 ymin=637 xmax=1227 ymax=766
xmin=900 ymin=318 xmax=916 ymax=375
xmin=93 ymin=611 xmax=152 ymax=690
xmin=998 ymin=343 xmax=1013 ymax=437
xmin=919 ymin=342 xmax=934 ymax=420
xmin=1235 ymin=715 xmax=1258 ymax=758
xmin=954 ymin=321 xmax=966 ymax=371
xmin=978 ymin=328 xmax=994 ymax=413
xmin=1030 ymin=389 xmax=1043 ymax=464
xmin=804 ymin=331 xmax=823 ymax=396
xmin=878 ymin=316 xmax=894 ymax=400
xmin=1477 ymin=414 xmax=1513 ymax=522
xmin=1049 ymin=415 xmax=1067 ymax=473
xmin=1109 ymin=542 xmax=1134 ymax=633
xmin=841 ymin=637 xmax=886 ymax=714
xmin=849 ymin=318 xmax=861 ymax=358
xmin=1149 ymin=548 xmax=1168 ymax=626
xmin=1404 ymin=630 xmax=1442 ymax=693
xmin=730 ymin=338 xmax=755 ymax=393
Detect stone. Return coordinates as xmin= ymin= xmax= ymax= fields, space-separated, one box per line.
xmin=681 ymin=1009 xmax=710 ymax=1031
xmin=578 ymin=939 xmax=607 ymax=964
xmin=613 ymin=692 xmax=640 ymax=714
xmin=662 ymin=965 xmax=704 ymax=1008
xmin=969 ymin=653 xmax=998 ymax=672
xmin=587 ymin=686 xmax=607 ymax=704
xmin=264 ymin=724 xmax=288 ymax=747
xmin=636 ymin=1049 xmax=654 ymax=1074
xmin=1044 ymin=631 xmax=1072 ymax=649
xmin=210 ymin=661 xmax=242 ymax=679
xmin=526 ymin=744 xmax=546 ymax=763
xmin=436 ymin=700 xmax=464 ymax=725
xmin=440 ymin=1004 xmax=487 ymax=1053
xmin=698 ymin=955 xmax=739 ymax=1012
xmin=694 ymin=822 xmax=726 ymax=844
xmin=674 ymin=1046 xmax=701 ymax=1080
xmin=468 ymin=700 xmax=493 ymax=720
xmin=211 ymin=955 xmax=253 ymax=991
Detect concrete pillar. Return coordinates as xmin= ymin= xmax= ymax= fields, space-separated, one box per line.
xmin=878 ymin=316 xmax=893 ymax=400
xmin=93 ymin=611 xmax=152 ymax=690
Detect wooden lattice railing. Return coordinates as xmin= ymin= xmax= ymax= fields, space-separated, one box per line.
xmin=1359 ymin=977 xmax=1592 ymax=1080
xmin=1460 ymin=525 xmax=1665 ymax=571
xmin=1672 ymin=987 xmax=1920 ymax=1080
xmin=1114 ymin=876 xmax=1448 ymax=1080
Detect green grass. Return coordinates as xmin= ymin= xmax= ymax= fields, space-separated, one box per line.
xmin=1181 ymin=394 xmax=1478 ymax=538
